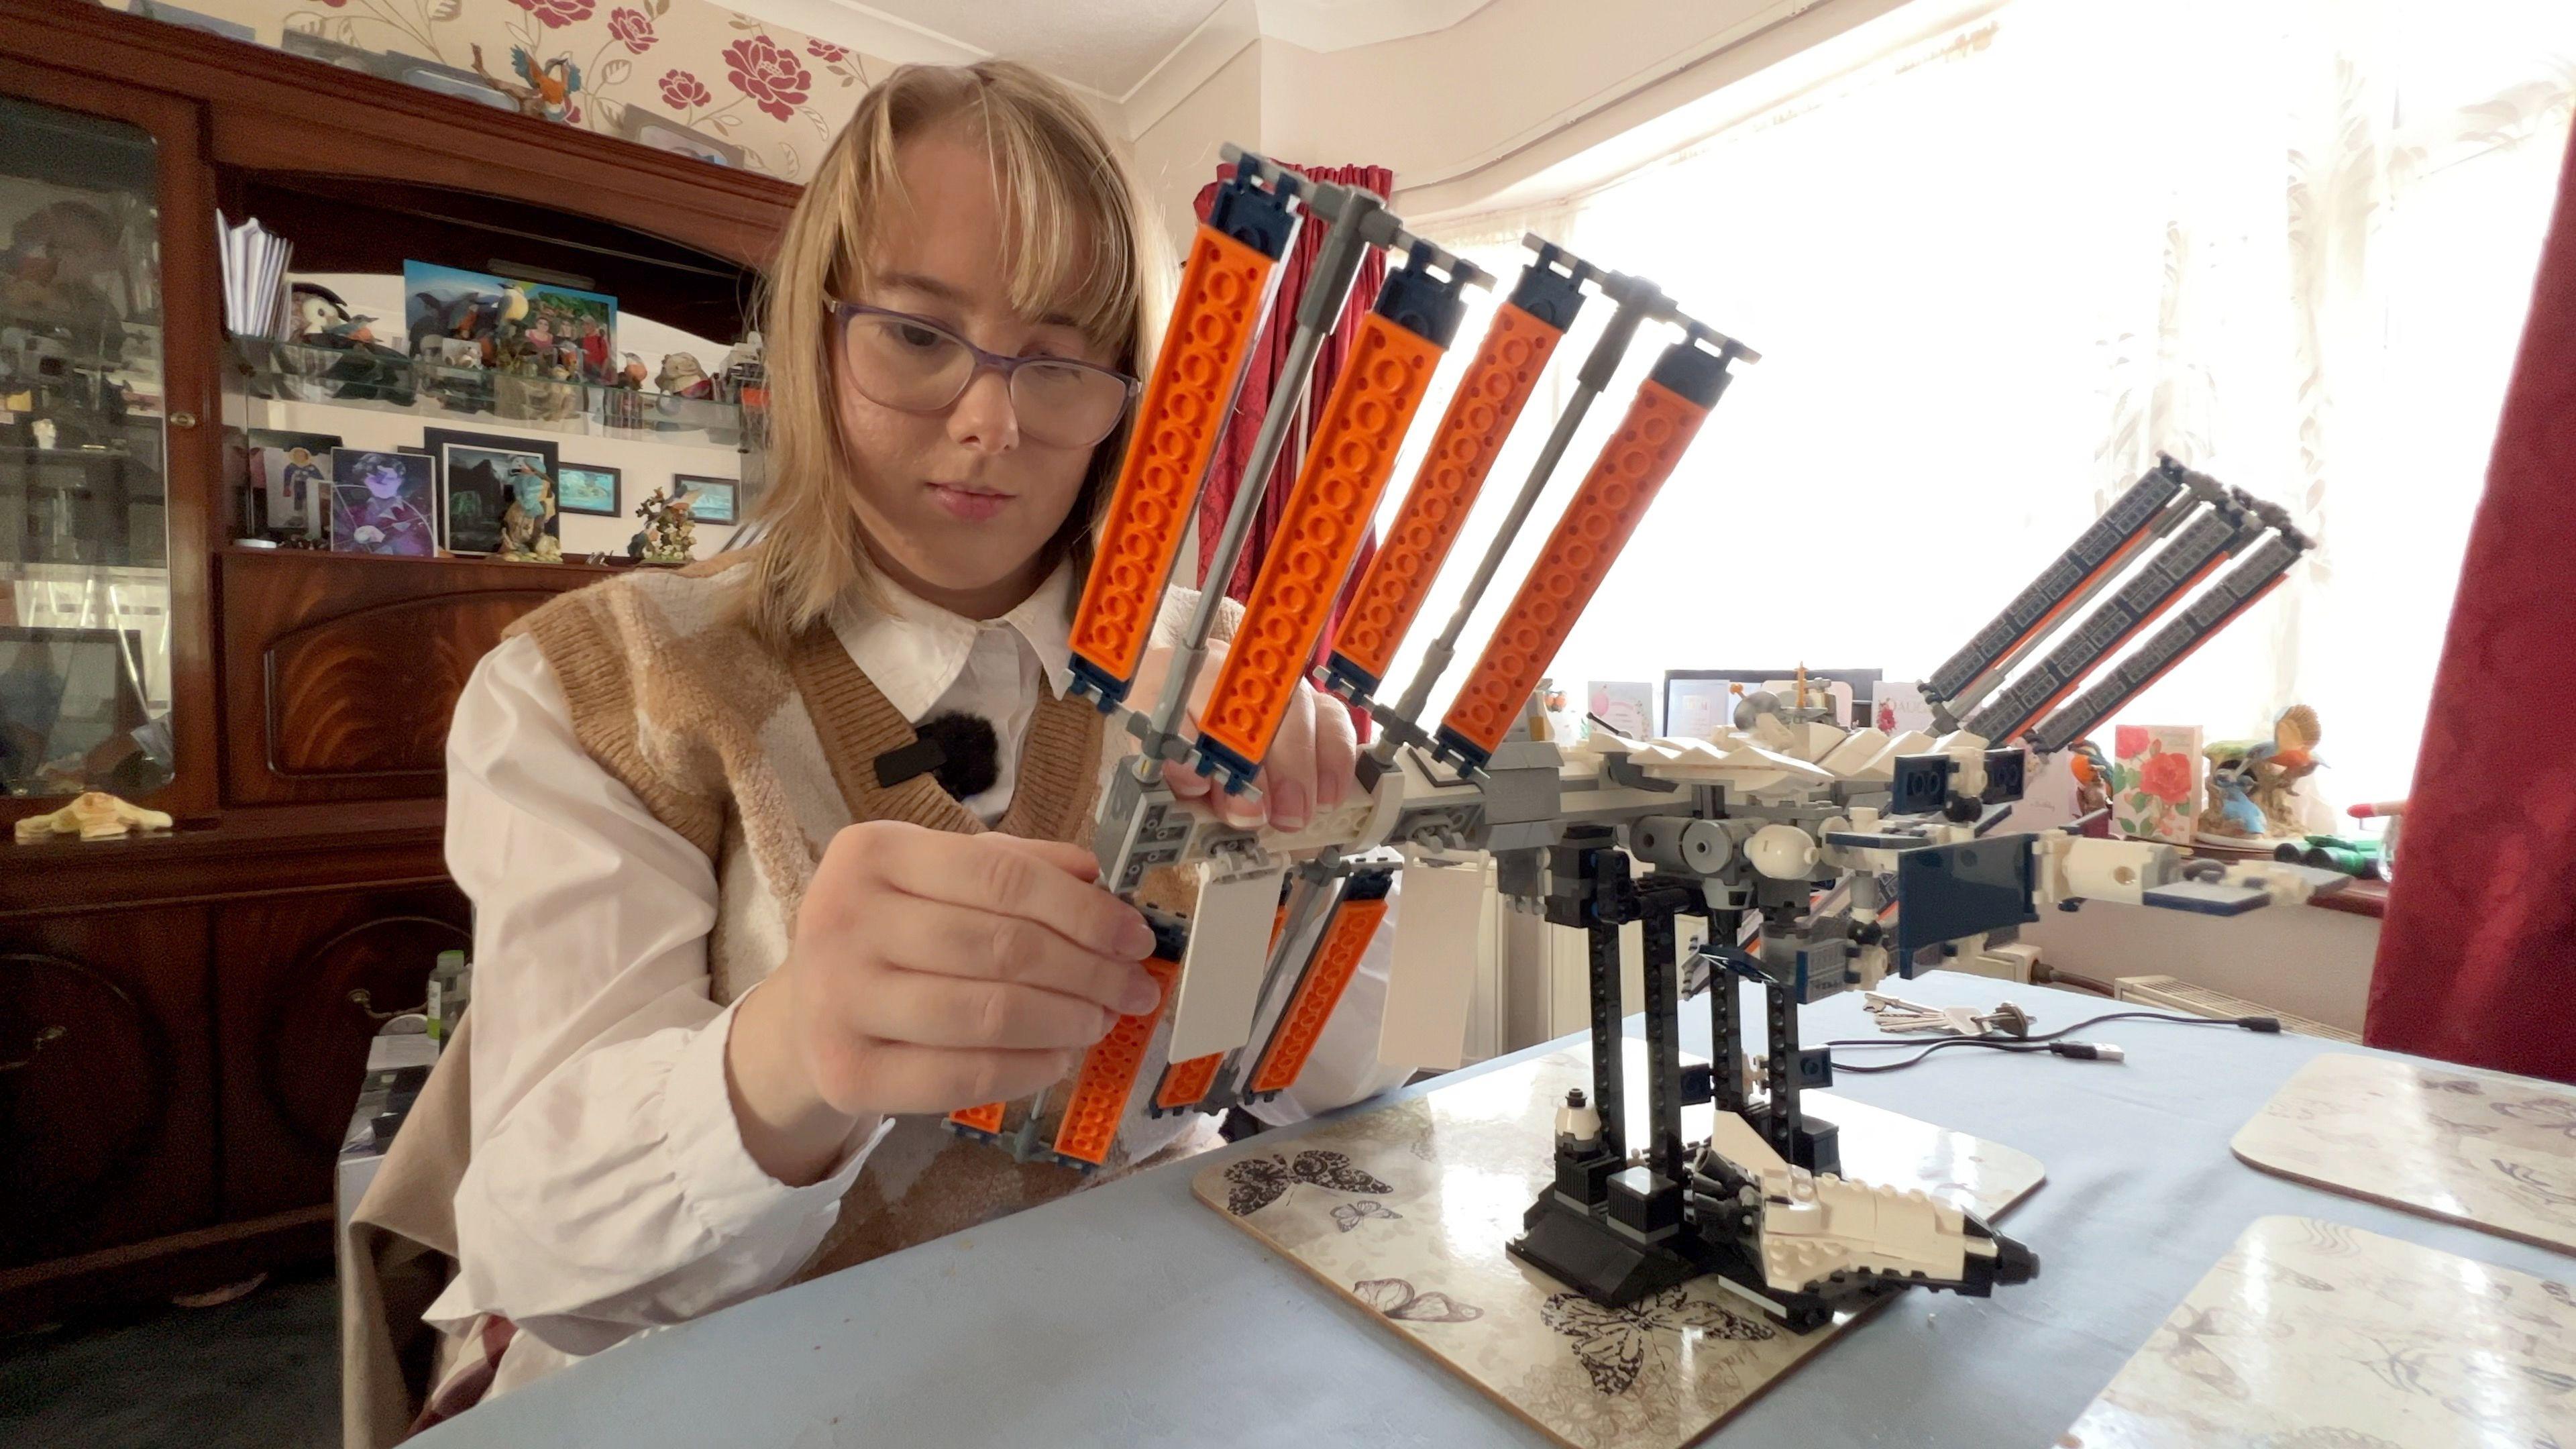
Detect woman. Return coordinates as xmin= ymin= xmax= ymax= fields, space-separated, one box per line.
xmin=411 ymin=60 xmax=1406 ymax=1413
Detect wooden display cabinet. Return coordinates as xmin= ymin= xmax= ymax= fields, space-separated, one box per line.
xmin=0 ymin=0 xmax=796 ymax=1329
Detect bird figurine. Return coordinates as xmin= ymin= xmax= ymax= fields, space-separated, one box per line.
xmin=496 ymin=458 xmax=561 ymax=560
xmin=616 ymin=352 xmax=649 ymax=389
xmin=472 ymin=44 xmax=583 ymax=123
xmin=2067 ymin=739 xmax=2115 ymax=838
xmin=286 ymin=282 xmax=413 ymax=403
xmin=2198 ymin=705 xmax=2323 ymax=843
xmin=655 ymin=351 xmax=714 ymax=398
xmin=413 ymin=278 xmax=529 ymax=346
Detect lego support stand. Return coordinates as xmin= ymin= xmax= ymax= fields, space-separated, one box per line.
xmin=1507 ymin=835 xmax=1860 ymax=1329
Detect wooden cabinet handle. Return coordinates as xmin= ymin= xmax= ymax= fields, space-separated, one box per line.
xmin=0 ymin=1024 xmax=68 ymax=1073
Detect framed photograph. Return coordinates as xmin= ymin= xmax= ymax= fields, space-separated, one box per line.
xmin=613 ymin=105 xmax=748 ymax=168
xmin=327 ymin=448 xmax=437 ymax=557
xmin=673 ymin=474 xmax=736 ymax=525
xmin=425 ymin=427 xmax=557 ymax=555
xmin=246 ymin=427 xmax=339 ymax=541
xmin=555 ymin=463 xmax=621 ymax=517
xmin=404 ymin=261 xmax=618 ymax=382
xmin=1663 ymin=667 xmax=1883 ymax=734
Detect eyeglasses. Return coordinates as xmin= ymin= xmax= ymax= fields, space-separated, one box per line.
xmin=830 ymin=301 xmax=1140 ymax=449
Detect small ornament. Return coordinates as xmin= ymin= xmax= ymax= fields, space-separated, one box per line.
xmin=629 ymin=486 xmax=696 ymax=564
xmin=16 ymin=790 xmax=173 ymax=843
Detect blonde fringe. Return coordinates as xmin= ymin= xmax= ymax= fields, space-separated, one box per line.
xmin=742 ymin=60 xmax=1169 ymax=650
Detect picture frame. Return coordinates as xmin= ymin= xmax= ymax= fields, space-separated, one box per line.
xmin=555 ymin=462 xmax=621 ymax=517
xmin=246 ymin=427 xmax=339 ymax=542
xmin=673 ymin=474 xmax=737 ymax=525
xmin=327 ymin=448 xmax=438 ymax=557
xmin=404 ymin=261 xmax=619 ymax=383
xmin=612 ymin=105 xmax=749 ymax=168
xmin=1662 ymin=667 xmax=1883 ymax=735
xmin=424 ymin=427 xmax=557 ymax=555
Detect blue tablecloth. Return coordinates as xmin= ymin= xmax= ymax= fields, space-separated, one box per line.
xmin=417 ymin=973 xmax=2574 ymax=1448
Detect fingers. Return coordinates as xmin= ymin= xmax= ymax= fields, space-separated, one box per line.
xmin=981 ymin=833 xmax=1102 ymax=883
xmin=1163 ymin=755 xmax=1212 ymax=800
xmin=871 ymin=897 xmax=1162 ymax=1015
xmin=863 ymin=967 xmax=1117 ymax=1050
xmin=1260 ymin=685 xmax=1318 ymax=831
xmin=844 ymin=826 xmax=1152 ymax=961
xmin=1161 ymin=753 xmax=1265 ymax=828
xmin=836 ymin=1041 xmax=1083 ymax=1118
xmin=1313 ymin=690 xmax=1358 ymax=810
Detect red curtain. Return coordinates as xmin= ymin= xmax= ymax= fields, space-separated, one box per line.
xmin=2363 ymin=125 xmax=2576 ymax=1083
xmin=1190 ymin=162 xmax=1392 ymax=669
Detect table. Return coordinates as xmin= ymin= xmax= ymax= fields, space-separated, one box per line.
xmin=416 ymin=974 xmax=2576 ymax=1449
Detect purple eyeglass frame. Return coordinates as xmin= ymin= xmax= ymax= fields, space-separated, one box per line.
xmin=828 ymin=300 xmax=1141 ymax=445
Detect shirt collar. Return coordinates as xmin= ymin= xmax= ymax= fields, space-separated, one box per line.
xmin=829 ymin=559 xmax=1076 ymax=722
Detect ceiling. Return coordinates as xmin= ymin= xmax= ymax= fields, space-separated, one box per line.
xmin=724 ymin=0 xmax=1498 ymax=129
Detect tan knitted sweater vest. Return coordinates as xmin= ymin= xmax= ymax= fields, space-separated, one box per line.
xmin=511 ymin=553 xmax=1225 ymax=1279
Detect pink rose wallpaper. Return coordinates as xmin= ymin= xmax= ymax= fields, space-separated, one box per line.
xmin=118 ymin=0 xmax=881 ymax=181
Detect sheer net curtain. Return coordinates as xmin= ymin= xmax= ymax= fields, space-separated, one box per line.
xmin=1377 ymin=0 xmax=2573 ymax=820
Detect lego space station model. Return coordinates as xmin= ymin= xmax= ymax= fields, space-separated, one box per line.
xmin=944 ymin=147 xmax=2342 ymax=1328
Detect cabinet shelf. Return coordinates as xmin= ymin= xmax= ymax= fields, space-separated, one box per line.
xmin=227 ymin=337 xmax=760 ymax=448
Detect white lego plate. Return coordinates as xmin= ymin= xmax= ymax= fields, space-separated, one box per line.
xmin=2233 ymin=1051 xmax=2576 ymax=1253
xmin=2061 ymin=1216 xmax=2576 ymax=1448
xmin=1190 ymin=1040 xmax=2043 ymax=1449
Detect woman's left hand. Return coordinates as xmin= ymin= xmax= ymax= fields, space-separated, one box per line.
xmin=1130 ymin=641 xmax=1360 ymax=834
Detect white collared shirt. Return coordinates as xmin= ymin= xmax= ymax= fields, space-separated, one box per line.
xmin=426 ymin=560 xmax=1407 ymax=1364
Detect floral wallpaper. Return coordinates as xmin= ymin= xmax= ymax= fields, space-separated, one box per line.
xmin=115 ymin=0 xmax=890 ymax=181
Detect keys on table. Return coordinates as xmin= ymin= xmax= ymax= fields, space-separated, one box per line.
xmin=1863 ymin=994 xmax=2035 ymax=1038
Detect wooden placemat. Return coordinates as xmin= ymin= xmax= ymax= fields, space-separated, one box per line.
xmin=2233 ymin=1052 xmax=2576 ymax=1253
xmin=2061 ymin=1216 xmax=2576 ymax=1447
xmin=1191 ymin=1041 xmax=2043 ymax=1449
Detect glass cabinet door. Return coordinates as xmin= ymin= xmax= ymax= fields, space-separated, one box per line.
xmin=0 ymin=94 xmax=176 ymax=800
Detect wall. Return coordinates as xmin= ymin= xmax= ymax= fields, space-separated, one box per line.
xmin=1129 ymin=41 xmax=1263 ymax=258
xmin=1116 ymin=0 xmax=1909 ymax=240
xmin=118 ymin=0 xmax=891 ymax=182
xmin=2024 ymin=904 xmax=2381 ymax=1036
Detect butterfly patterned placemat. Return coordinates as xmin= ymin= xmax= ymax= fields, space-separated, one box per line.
xmin=2233 ymin=1053 xmax=2576 ymax=1254
xmin=1189 ymin=1040 xmax=2043 ymax=1449
xmin=2060 ymin=1216 xmax=2576 ymax=1448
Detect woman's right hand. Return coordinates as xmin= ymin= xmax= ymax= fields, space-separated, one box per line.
xmin=727 ymin=821 xmax=1163 ymax=1185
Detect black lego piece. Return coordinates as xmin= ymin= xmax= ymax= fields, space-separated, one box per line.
xmin=1204 ymin=153 xmax=1298 ymax=257
xmin=1981 ymin=747 xmax=2027 ymax=804
xmin=1893 ymin=837 xmax=2040 ymax=957
xmin=1505 ymin=244 xmax=1590 ymax=329
xmin=1889 ymin=753 xmax=1953 ymax=816
xmin=1373 ymin=241 xmax=1472 ymax=347
xmin=1646 ymin=338 xmax=1735 ymax=409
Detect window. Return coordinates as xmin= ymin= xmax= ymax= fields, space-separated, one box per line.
xmin=1383 ymin=0 xmax=2575 ymax=820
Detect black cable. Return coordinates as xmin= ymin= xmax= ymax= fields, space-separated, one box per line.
xmin=1828 ymin=1008 xmax=2279 ymax=1050
xmin=1824 ymin=1009 xmax=2281 ymax=1074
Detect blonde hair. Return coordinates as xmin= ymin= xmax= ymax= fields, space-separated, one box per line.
xmin=745 ymin=60 xmax=1163 ymax=645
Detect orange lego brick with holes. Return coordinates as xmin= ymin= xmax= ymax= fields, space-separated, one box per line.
xmin=1152 ymin=1053 xmax=1222 ymax=1112
xmin=1049 ymin=954 xmax=1183 ymax=1167
xmin=1440 ymin=378 xmax=1714 ymax=760
xmin=1067 ymin=224 xmax=1279 ymax=704
xmin=1194 ymin=312 xmax=1444 ymax=783
xmin=1330 ymin=303 xmax=1566 ymax=694
xmin=947 ymin=1101 xmax=1006 ymax=1134
xmin=1248 ymin=881 xmax=1392 ymax=1095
